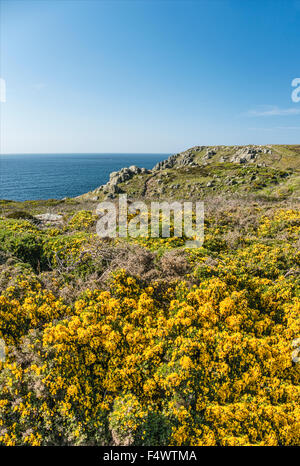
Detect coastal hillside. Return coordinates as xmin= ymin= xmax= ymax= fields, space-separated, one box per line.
xmin=77 ymin=144 xmax=300 ymax=202
xmin=2 ymin=0 xmax=300 ymax=450
xmin=0 ymin=145 xmax=299 ymax=446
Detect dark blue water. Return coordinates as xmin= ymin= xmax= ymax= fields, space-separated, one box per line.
xmin=0 ymin=153 xmax=168 ymax=201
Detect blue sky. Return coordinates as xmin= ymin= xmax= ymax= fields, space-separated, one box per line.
xmin=1 ymin=0 xmax=300 ymax=153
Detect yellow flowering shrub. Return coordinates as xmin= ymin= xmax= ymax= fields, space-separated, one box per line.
xmin=0 ymin=265 xmax=299 ymax=446
xmin=0 ymin=205 xmax=299 ymax=445
xmin=42 ymin=233 xmax=91 ymax=269
xmin=67 ymin=211 xmax=97 ymax=232
xmin=258 ymin=209 xmax=300 ymax=240
xmin=0 ymin=278 xmax=70 ymax=347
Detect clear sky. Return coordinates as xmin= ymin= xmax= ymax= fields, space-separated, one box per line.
xmin=0 ymin=0 xmax=300 ymax=154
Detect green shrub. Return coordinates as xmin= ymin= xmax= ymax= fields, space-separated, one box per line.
xmin=6 ymin=211 xmax=36 ymax=221
xmin=0 ymin=229 xmax=45 ymax=270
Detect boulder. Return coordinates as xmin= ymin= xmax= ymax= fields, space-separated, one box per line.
xmin=35 ymin=213 xmax=63 ymax=223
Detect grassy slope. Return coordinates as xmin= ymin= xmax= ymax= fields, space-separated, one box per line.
xmin=77 ymin=144 xmax=300 ymax=203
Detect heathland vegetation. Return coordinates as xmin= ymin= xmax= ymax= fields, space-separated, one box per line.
xmin=0 ymin=145 xmax=299 ymax=445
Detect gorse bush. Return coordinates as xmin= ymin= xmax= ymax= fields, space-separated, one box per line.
xmin=0 ymin=204 xmax=299 ymax=445
xmin=0 ymin=269 xmax=299 ymax=445
xmin=66 ymin=210 xmax=97 ymax=231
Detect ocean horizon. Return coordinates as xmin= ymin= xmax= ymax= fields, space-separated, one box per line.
xmin=0 ymin=153 xmax=169 ymax=202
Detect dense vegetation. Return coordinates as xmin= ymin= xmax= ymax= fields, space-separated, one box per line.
xmin=0 ymin=146 xmax=299 ymax=446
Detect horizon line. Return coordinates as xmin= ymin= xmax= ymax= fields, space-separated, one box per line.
xmin=0 ymin=151 xmax=173 ymax=156
xmin=1 ymin=143 xmax=299 ymax=156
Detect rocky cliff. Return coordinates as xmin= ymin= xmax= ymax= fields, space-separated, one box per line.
xmin=78 ymin=144 xmax=300 ymax=201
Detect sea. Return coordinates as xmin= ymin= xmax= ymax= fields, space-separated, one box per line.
xmin=0 ymin=153 xmax=169 ymax=202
